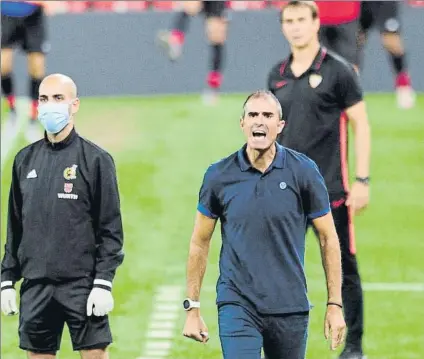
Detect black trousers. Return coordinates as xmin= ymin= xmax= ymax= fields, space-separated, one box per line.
xmin=312 ymin=197 xmax=364 ymax=348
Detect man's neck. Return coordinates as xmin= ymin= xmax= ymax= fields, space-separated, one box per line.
xmin=246 ymin=144 xmax=276 ymax=173
xmin=291 ymin=41 xmax=321 ymax=66
xmin=47 ymin=123 xmax=73 ymax=144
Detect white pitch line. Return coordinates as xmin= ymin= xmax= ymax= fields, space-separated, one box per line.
xmin=151 ymin=312 xmax=179 ymax=321
xmin=139 ymin=285 xmax=184 ymax=359
xmin=148 ymin=321 xmax=177 ymax=330
xmin=1 ymin=98 xmax=28 ymax=174
xmin=154 ymin=303 xmax=180 ymax=312
xmin=146 ymin=330 xmax=174 ymax=339
xmin=145 ymin=341 xmax=173 ymax=350
xmin=362 ymin=283 xmax=424 ymax=292
xmin=156 ymin=285 xmax=184 ymax=294
xmin=144 ymin=349 xmax=169 ymax=356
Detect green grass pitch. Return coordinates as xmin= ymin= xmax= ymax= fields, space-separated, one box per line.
xmin=1 ymin=93 xmax=424 ymax=359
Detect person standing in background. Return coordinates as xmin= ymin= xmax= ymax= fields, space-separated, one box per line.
xmin=156 ymin=1 xmax=228 ymax=105
xmin=317 ymin=1 xmax=361 ymax=69
xmin=267 ymin=2 xmax=371 ymax=358
xmin=357 ymin=1 xmax=415 ymax=109
xmin=1 ymin=1 xmax=56 ymax=142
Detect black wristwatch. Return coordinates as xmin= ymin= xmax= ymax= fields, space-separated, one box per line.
xmin=355 ymin=176 xmax=370 ymax=185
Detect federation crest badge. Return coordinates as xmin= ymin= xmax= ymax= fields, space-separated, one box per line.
xmin=64 ymin=183 xmax=73 ymax=193
xmin=309 ymin=74 xmax=322 ymax=89
xmin=63 ymin=165 xmax=78 ymax=180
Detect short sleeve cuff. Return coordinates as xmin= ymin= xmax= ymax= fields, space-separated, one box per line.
xmin=344 ymin=97 xmax=362 ymax=110
xmin=197 ymin=203 xmax=218 ymax=219
xmin=308 ymin=207 xmax=330 ymax=220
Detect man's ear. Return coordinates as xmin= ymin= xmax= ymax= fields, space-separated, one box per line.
xmin=71 ymin=97 xmax=80 ymax=115
xmin=277 ymin=120 xmax=286 ymax=134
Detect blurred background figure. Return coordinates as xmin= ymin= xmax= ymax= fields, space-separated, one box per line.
xmin=1 ymin=0 xmax=56 ymax=143
xmin=317 ymin=1 xmax=361 ymax=70
xmin=156 ymin=1 xmax=228 ymax=105
xmin=357 ymin=1 xmax=416 ymax=109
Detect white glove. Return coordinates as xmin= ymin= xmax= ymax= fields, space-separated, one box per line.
xmin=86 ymin=288 xmax=114 ymax=317
xmin=1 ymin=288 xmax=18 ymax=316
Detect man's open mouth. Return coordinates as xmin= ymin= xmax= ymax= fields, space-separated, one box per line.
xmin=252 ymin=130 xmax=266 ymax=138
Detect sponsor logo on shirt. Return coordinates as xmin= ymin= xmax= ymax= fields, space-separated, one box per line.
xmin=57 ymin=193 xmax=78 ymax=200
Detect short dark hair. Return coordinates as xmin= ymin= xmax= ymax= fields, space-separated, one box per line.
xmin=241 ymin=90 xmax=283 ymax=120
xmin=280 ymin=1 xmax=319 ymax=21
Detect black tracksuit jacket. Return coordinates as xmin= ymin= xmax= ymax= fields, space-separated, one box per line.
xmin=1 ymin=128 xmax=124 ymax=287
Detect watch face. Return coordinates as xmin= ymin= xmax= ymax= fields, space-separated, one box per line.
xmin=183 ymin=300 xmax=190 ymax=310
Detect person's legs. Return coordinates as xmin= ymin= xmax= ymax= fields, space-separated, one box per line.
xmin=332 ymin=202 xmax=365 ymax=359
xmin=23 ymin=6 xmax=47 ymax=141
xmin=203 ymin=1 xmax=227 ymax=105
xmin=56 ymin=278 xmax=112 ymax=357
xmin=80 ymin=348 xmax=109 ymax=359
xmin=156 ymin=1 xmax=203 ymax=61
xmin=1 ymin=48 xmax=16 ymax=115
xmin=356 ymin=1 xmax=374 ymax=71
xmin=1 ymin=14 xmax=19 ymax=124
xmin=376 ymin=2 xmax=415 ymax=109
xmin=263 ymin=312 xmax=309 ymax=359
xmin=19 ymin=280 xmax=65 ymax=358
xmin=218 ymin=303 xmax=263 ymax=359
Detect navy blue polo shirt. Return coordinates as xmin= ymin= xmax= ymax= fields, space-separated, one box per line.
xmin=198 ymin=143 xmax=330 ymax=314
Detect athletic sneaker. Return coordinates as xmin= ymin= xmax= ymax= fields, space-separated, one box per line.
xmin=395 ymin=72 xmax=416 ymax=110
xmin=202 ymin=88 xmax=219 ymax=106
xmin=156 ymin=30 xmax=183 ymax=62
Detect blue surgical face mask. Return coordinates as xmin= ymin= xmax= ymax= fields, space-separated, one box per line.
xmin=38 ymin=102 xmax=73 ymax=134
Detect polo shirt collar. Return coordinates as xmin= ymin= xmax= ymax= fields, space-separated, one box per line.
xmin=238 ymin=143 xmax=286 ymax=172
xmin=280 ymin=46 xmax=328 ymax=76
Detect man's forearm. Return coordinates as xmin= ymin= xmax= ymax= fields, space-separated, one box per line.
xmin=319 ymin=233 xmax=343 ymax=303
xmin=186 ymin=240 xmax=210 ymax=301
xmin=353 ymin=118 xmax=371 ymax=178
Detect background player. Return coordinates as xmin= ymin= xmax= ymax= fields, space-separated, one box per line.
xmin=267 ymin=2 xmax=371 ymax=358
xmin=156 ymin=1 xmax=227 ymax=105
xmin=317 ymin=1 xmax=361 ymax=69
xmin=357 ymin=1 xmax=415 ymax=109
xmin=1 ymin=0 xmax=55 ymax=143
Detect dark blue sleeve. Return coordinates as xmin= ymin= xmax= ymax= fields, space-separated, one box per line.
xmin=197 ymin=166 xmax=221 ymax=219
xmin=301 ymin=158 xmax=331 ymax=220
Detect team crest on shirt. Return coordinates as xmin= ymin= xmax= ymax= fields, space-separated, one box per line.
xmin=64 ymin=183 xmax=73 ymax=193
xmin=58 ymin=182 xmax=78 ymax=200
xmin=63 ymin=165 xmax=78 ymax=180
xmin=309 ymin=74 xmax=322 ymax=89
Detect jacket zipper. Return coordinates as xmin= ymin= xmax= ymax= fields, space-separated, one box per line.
xmin=45 ymin=152 xmax=58 ymax=277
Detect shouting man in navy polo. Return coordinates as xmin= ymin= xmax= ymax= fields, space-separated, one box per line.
xmin=182 ymin=90 xmax=346 ymax=359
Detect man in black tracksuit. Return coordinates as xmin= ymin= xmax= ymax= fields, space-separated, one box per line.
xmin=1 ymin=74 xmax=124 ymax=359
